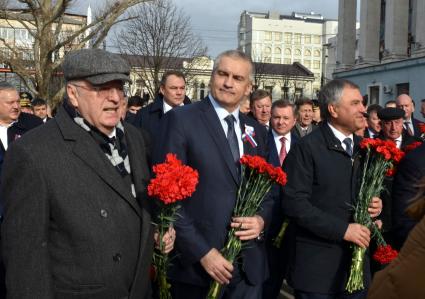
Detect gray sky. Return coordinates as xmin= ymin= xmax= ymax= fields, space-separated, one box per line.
xmin=78 ymin=0 xmax=341 ymax=58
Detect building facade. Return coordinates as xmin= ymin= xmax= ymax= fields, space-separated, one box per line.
xmin=238 ymin=10 xmax=338 ymax=98
xmin=333 ymin=0 xmax=425 ymax=120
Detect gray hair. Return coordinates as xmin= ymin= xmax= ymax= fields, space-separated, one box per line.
xmin=318 ymin=79 xmax=360 ymax=120
xmin=213 ymin=50 xmax=254 ymax=81
xmin=0 ymin=81 xmax=17 ymax=92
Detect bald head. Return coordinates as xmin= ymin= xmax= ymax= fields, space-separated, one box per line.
xmin=396 ymin=94 xmax=414 ymax=120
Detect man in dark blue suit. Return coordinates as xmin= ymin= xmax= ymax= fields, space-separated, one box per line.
xmin=130 ymin=70 xmax=191 ymax=144
xmin=263 ymin=100 xmax=298 ymax=298
xmin=154 ymin=50 xmax=271 ymax=299
xmin=396 ymin=94 xmax=424 ymax=138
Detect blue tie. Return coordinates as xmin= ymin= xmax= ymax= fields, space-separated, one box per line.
xmin=343 ymin=138 xmax=353 ymax=157
xmin=224 ymin=114 xmax=240 ymax=164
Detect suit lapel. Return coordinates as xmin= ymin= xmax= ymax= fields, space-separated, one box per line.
xmin=56 ymin=107 xmax=143 ymax=218
xmin=200 ymin=99 xmax=239 ymax=183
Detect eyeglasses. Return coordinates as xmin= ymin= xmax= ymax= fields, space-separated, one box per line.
xmin=71 ymin=83 xmax=126 ymax=97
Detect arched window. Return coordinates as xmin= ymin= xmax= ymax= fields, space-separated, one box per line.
xmin=265 ymin=47 xmax=272 ymax=54
xmin=295 ymin=49 xmax=301 ymax=56
xmin=284 ymin=48 xmax=291 ymax=55
xmin=274 ymin=47 xmax=281 ymax=55
xmin=304 ymin=49 xmax=311 ymax=56
xmin=314 ymin=49 xmax=321 ymax=57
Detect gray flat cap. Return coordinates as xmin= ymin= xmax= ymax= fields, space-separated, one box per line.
xmin=63 ymin=48 xmax=131 ymax=85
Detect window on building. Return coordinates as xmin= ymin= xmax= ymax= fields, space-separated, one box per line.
xmin=313 ymin=35 xmax=321 ymax=44
xmin=264 ymin=47 xmax=272 ymax=55
xmin=295 ymin=87 xmax=303 ymax=100
xmin=265 ymin=86 xmax=273 ymax=94
xmin=313 ymin=60 xmax=321 ymax=69
xmin=274 ymin=47 xmax=281 ymax=55
xmin=295 ymin=49 xmax=301 ymax=56
xmin=396 ymin=83 xmax=409 ymax=95
xmin=199 ymin=82 xmax=207 ymax=99
xmin=275 ymin=32 xmax=282 ymax=41
xmin=284 ymin=58 xmax=292 ymax=64
xmin=264 ymin=57 xmax=272 ymax=63
xmin=313 ymin=49 xmax=321 ymax=57
xmin=304 ymin=49 xmax=311 ymax=56
xmin=304 ymin=35 xmax=311 ymax=44
xmin=284 ymin=48 xmax=291 ymax=55
xmin=294 ymin=34 xmax=302 ymax=44
xmin=303 ymin=60 xmax=311 ymax=68
xmin=274 ymin=58 xmax=281 ymax=64
xmin=265 ymin=31 xmax=272 ymax=41
xmin=284 ymin=33 xmax=292 ymax=43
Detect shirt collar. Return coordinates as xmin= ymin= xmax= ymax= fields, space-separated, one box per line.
xmin=272 ymin=129 xmax=291 ymax=142
xmin=327 ymin=122 xmax=353 ymax=145
xmin=208 ymin=94 xmax=240 ymax=123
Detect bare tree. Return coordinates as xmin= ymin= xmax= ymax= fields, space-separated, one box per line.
xmin=114 ymin=0 xmax=207 ymax=99
xmin=0 ymin=0 xmax=150 ymax=105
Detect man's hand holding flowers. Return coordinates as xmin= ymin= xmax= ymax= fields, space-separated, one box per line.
xmin=231 ymin=215 xmax=265 ymax=240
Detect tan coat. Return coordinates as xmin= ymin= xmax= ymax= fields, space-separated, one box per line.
xmin=367 ymin=197 xmax=425 ymax=299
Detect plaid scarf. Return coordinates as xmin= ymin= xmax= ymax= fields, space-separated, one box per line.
xmin=65 ymin=102 xmax=136 ymax=197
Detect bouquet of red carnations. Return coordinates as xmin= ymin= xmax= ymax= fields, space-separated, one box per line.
xmin=345 ymin=138 xmax=403 ymax=293
xmin=148 ymin=153 xmax=199 ymax=299
xmin=206 ymin=155 xmax=287 ymax=299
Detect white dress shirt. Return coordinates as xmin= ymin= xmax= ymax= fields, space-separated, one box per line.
xmin=272 ymin=129 xmax=291 ymax=155
xmin=209 ymin=94 xmax=244 ymax=158
xmin=0 ymin=122 xmax=14 ymax=150
xmin=328 ymin=122 xmax=353 ymax=152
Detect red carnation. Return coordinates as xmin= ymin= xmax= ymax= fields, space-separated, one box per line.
xmin=373 ymin=244 xmax=399 ymax=265
xmin=148 ymin=153 xmax=199 ymax=205
xmin=148 ymin=153 xmax=199 ymax=299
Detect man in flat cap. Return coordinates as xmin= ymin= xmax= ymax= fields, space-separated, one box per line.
xmin=374 ymin=107 xmax=421 ymax=253
xmin=1 ymin=48 xmax=174 ymax=299
xmin=377 ymin=107 xmax=419 ymax=149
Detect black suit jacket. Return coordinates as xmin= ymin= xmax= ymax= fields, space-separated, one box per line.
xmin=1 ymin=106 xmax=154 ymax=299
xmin=0 ymin=112 xmax=43 ymax=154
xmin=154 ymin=97 xmax=272 ymax=287
xmin=130 ymin=95 xmax=191 ymax=143
xmin=412 ymin=117 xmax=424 ymax=138
xmin=392 ymin=141 xmax=425 ymax=249
xmin=282 ymin=123 xmax=367 ymax=293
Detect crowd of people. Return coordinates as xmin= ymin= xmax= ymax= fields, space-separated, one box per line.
xmin=0 ymin=47 xmax=424 ymax=299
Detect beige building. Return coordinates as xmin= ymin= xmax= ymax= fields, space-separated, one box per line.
xmin=238 ymin=10 xmax=338 ymax=97
xmin=125 ymin=54 xmax=314 ymax=102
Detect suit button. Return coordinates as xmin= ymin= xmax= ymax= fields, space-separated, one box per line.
xmin=113 ymin=253 xmax=121 ymax=262
xmin=100 ymin=209 xmax=108 ymax=218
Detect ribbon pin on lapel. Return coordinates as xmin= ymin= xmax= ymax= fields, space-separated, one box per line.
xmin=242 ymin=124 xmax=257 ymax=148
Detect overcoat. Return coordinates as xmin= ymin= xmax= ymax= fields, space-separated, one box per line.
xmin=1 ymin=106 xmax=154 ymax=299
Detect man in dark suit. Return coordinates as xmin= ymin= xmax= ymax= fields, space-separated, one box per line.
xmin=1 ymin=49 xmax=160 ymax=299
xmin=392 ymin=142 xmax=425 ymax=250
xmin=154 ymin=50 xmax=271 ymax=299
xmin=130 ymin=70 xmax=191 ymax=143
xmin=396 ymin=94 xmax=424 ymax=138
xmin=282 ymin=79 xmax=382 ymax=299
xmin=249 ymin=89 xmax=272 ymax=128
xmin=263 ymin=100 xmax=298 ymax=299
xmin=32 ymin=98 xmax=52 ymax=123
xmin=364 ymin=104 xmax=382 ymax=138
xmin=373 ymin=107 xmax=421 ymax=255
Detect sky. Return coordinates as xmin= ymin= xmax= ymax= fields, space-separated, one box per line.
xmin=75 ymin=0 xmax=342 ymax=58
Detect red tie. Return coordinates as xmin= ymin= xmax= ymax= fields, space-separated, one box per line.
xmin=279 ymin=137 xmax=287 ymax=165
